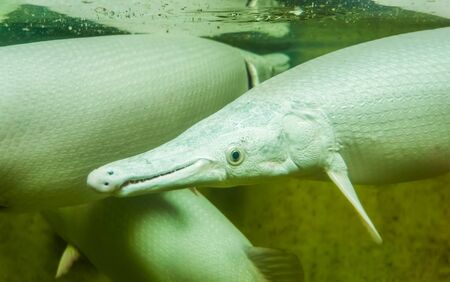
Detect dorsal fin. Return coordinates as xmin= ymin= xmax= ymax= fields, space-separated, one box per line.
xmin=246 ymin=247 xmax=304 ymax=282
xmin=240 ymin=50 xmax=290 ymax=88
xmin=55 ymin=244 xmax=81 ymax=278
xmin=326 ymin=153 xmax=382 ymax=244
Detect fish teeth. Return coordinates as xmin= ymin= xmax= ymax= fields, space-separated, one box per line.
xmin=120 ymin=162 xmax=195 ymax=189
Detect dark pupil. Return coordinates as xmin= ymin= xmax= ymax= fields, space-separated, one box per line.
xmin=231 ymin=150 xmax=240 ymax=161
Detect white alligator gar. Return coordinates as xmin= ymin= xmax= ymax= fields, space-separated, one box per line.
xmin=43 ymin=189 xmax=303 ymax=282
xmin=88 ymin=27 xmax=450 ymax=243
xmin=0 ymin=35 xmax=289 ymax=210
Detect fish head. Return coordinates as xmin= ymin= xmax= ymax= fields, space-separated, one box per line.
xmin=87 ymin=103 xmax=298 ymax=196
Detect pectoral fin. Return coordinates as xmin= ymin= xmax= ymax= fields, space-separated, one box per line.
xmin=246 ymin=247 xmax=304 ymax=282
xmin=55 ymin=244 xmax=81 ymax=278
xmin=326 ymin=153 xmax=382 ymax=244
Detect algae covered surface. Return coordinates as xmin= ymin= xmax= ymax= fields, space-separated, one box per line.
xmin=0 ymin=1 xmax=449 ymax=281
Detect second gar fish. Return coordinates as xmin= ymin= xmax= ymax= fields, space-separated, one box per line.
xmin=0 ymin=34 xmax=288 ymax=210
xmin=43 ymin=189 xmax=303 ymax=282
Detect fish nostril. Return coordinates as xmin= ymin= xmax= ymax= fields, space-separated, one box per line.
xmin=107 ymin=170 xmax=114 ymax=175
xmin=104 ymin=182 xmax=109 ymax=186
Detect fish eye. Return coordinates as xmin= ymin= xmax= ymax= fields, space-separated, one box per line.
xmin=226 ymin=146 xmax=245 ymax=166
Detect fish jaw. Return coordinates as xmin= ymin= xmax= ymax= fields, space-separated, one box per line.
xmin=87 ymin=157 xmax=226 ymax=197
xmin=86 ymin=126 xmax=297 ymax=196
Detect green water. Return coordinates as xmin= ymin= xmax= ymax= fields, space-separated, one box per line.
xmin=0 ymin=1 xmax=449 ymax=281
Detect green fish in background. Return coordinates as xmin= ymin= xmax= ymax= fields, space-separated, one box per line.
xmin=88 ymin=28 xmax=450 ymax=244
xmin=0 ymin=0 xmax=291 ymax=37
xmin=0 ymin=34 xmax=288 ymax=210
xmin=44 ymin=189 xmax=303 ymax=282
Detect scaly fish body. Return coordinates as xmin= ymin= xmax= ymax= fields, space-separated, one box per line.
xmin=43 ymin=190 xmax=303 ymax=281
xmin=0 ymin=35 xmax=288 ymax=209
xmin=257 ymin=27 xmax=450 ymax=184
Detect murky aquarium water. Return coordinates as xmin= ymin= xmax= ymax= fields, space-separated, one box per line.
xmin=0 ymin=1 xmax=449 ymax=281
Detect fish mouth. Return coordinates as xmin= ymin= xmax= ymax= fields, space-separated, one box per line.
xmin=115 ymin=160 xmax=206 ymax=197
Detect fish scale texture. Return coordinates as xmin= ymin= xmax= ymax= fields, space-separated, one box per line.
xmin=43 ymin=189 xmax=263 ymax=281
xmin=0 ymin=35 xmax=248 ymax=209
xmin=245 ymin=27 xmax=450 ymax=184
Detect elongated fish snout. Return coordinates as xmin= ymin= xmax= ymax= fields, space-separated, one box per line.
xmin=87 ymin=167 xmax=125 ymax=193
xmin=87 ymin=156 xmax=218 ymax=197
